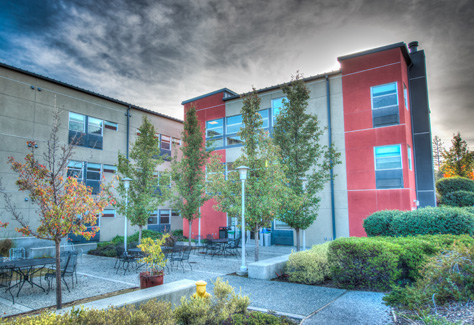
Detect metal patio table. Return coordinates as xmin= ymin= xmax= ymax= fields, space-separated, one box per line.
xmin=0 ymin=257 xmax=55 ymax=297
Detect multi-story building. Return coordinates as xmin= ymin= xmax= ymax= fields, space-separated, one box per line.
xmin=181 ymin=41 xmax=435 ymax=246
xmin=0 ymin=63 xmax=183 ymax=243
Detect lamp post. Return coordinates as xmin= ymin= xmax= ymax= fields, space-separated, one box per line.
xmin=236 ymin=166 xmax=249 ymax=275
xmin=300 ymin=177 xmax=307 ymax=251
xmin=123 ymin=177 xmax=132 ymax=252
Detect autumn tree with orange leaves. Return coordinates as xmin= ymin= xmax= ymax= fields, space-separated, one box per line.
xmin=441 ymin=132 xmax=474 ymax=180
xmin=0 ymin=108 xmax=112 ymax=309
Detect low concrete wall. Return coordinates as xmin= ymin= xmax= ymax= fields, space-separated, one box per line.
xmin=57 ymin=279 xmax=196 ymax=315
xmin=248 ymin=254 xmax=290 ymax=280
xmin=29 ymin=243 xmax=97 ymax=258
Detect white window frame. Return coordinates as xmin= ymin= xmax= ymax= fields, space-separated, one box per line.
xmin=68 ymin=112 xmax=86 ymax=132
xmin=407 ymin=145 xmax=412 ymax=171
xmin=374 ymin=144 xmax=403 ymax=171
xmin=403 ymin=83 xmax=408 ymax=110
xmin=271 ymin=97 xmax=287 ymax=126
xmin=370 ymin=82 xmax=398 ymax=110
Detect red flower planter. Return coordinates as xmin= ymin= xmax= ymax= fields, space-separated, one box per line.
xmin=139 ymin=271 xmax=164 ymax=289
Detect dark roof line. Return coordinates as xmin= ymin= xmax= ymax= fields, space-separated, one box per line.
xmin=181 ymin=88 xmax=239 ymax=105
xmin=0 ymin=62 xmax=183 ymax=123
xmin=223 ymin=70 xmax=342 ymax=101
xmin=337 ymin=42 xmax=411 ymax=65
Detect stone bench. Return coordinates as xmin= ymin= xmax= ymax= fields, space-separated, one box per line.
xmin=57 ymin=279 xmax=196 ymax=314
xmin=248 ymin=254 xmax=290 ymax=280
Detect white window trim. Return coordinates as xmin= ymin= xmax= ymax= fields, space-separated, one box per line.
xmin=370 ymin=82 xmax=399 ymax=110
xmin=407 ymin=145 xmax=412 ymax=171
xmin=68 ymin=112 xmax=86 ymax=132
xmin=373 ymin=144 xmax=403 ymax=171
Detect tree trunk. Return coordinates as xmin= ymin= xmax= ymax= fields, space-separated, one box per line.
xmin=295 ymin=228 xmax=300 ymax=252
xmin=254 ymin=227 xmax=260 ymax=262
xmin=55 ymin=239 xmax=62 ymax=309
xmin=138 ymin=225 xmax=142 ymax=244
xmin=188 ymin=220 xmax=193 ymax=246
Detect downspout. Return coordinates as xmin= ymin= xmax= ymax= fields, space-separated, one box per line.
xmin=126 ymin=105 xmax=131 ymax=159
xmin=326 ymin=75 xmax=336 ymax=240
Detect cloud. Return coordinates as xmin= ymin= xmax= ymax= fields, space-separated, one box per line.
xmin=0 ymin=0 xmax=473 ymax=145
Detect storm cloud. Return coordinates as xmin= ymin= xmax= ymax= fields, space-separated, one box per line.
xmin=1 ymin=0 xmax=473 ymax=147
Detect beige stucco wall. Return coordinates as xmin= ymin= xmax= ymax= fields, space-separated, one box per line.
xmin=0 ymin=66 xmax=183 ymax=242
xmin=223 ymin=75 xmax=349 ymax=247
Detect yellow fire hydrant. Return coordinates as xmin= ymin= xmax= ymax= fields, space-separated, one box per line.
xmin=192 ymin=280 xmax=211 ymax=299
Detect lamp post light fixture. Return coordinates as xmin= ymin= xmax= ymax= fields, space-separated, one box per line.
xmin=300 ymin=177 xmax=307 ymax=251
xmin=123 ymin=177 xmax=132 ymax=252
xmin=236 ymin=165 xmax=249 ymax=275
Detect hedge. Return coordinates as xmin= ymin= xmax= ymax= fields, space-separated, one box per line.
xmin=441 ymin=190 xmax=474 ymax=207
xmin=363 ymin=210 xmax=405 ymax=237
xmin=285 ymin=242 xmax=331 ymax=284
xmin=436 ymin=177 xmax=474 ymax=196
xmin=324 ymin=235 xmax=474 ymax=291
xmin=391 ymin=207 xmax=474 ymax=237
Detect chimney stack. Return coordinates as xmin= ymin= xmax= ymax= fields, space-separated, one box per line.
xmin=408 ymin=41 xmax=419 ymax=53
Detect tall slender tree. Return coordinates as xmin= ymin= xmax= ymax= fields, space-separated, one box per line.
xmin=441 ymin=132 xmax=474 ymax=179
xmin=171 ymin=105 xmax=214 ymax=246
xmin=208 ymin=89 xmax=290 ymax=261
xmin=432 ymin=135 xmax=444 ymax=180
xmin=0 ymin=108 xmax=111 ymax=309
xmin=116 ymin=116 xmax=169 ymax=244
xmin=273 ymin=73 xmax=340 ymax=251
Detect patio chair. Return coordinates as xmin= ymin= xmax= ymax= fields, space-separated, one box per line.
xmin=0 ymin=265 xmax=15 ymax=303
xmin=193 ymin=235 xmax=204 ymax=255
xmin=115 ymin=246 xmax=136 ymax=275
xmin=167 ymin=245 xmax=183 ymax=271
xmin=225 ymin=237 xmax=241 ymax=257
xmin=172 ymin=246 xmax=192 ymax=272
xmin=9 ymin=247 xmax=26 ymax=260
xmin=45 ymin=253 xmax=71 ymax=293
xmin=204 ymin=239 xmax=219 ymax=258
xmin=63 ymin=241 xmax=84 ymax=264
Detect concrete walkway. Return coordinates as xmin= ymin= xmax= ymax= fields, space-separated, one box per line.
xmin=0 ymin=244 xmax=393 ymax=324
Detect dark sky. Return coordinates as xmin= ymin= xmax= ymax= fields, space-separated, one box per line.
xmin=1 ymin=0 xmax=473 ymax=148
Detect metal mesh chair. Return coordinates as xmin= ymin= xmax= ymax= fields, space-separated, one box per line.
xmin=0 ymin=265 xmax=15 ymax=303
xmin=45 ymin=253 xmax=71 ymax=293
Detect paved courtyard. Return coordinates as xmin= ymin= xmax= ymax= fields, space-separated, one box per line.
xmin=0 ymin=244 xmax=392 ymax=324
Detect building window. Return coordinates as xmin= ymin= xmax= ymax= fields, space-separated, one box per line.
xmin=274 ymin=219 xmax=291 ymax=230
xmin=206 ymin=118 xmax=224 ymax=149
xmin=148 ymin=211 xmax=158 ymax=225
xmin=102 ymin=209 xmax=116 ymax=218
xmin=86 ymin=163 xmax=102 ymax=194
xmin=68 ymin=112 xmax=103 ymax=150
xmin=159 ymin=135 xmax=172 ymax=159
xmin=374 ymin=145 xmax=403 ymax=189
xmin=171 ymin=210 xmax=180 ymax=218
xmin=67 ymin=161 xmax=83 ymax=181
xmin=103 ymin=164 xmax=117 ymax=173
xmin=104 ymin=121 xmax=118 ymax=131
xmin=160 ymin=210 xmax=170 ymax=224
xmin=272 ymin=97 xmax=286 ymax=126
xmin=403 ymin=83 xmax=408 ymax=110
xmin=226 ymin=114 xmax=243 ymax=134
xmin=407 ymin=145 xmax=412 ymax=171
xmin=371 ymin=82 xmax=399 ymax=128
xmin=259 ymin=109 xmax=269 ymax=128
xmin=172 ymin=138 xmax=181 ymax=146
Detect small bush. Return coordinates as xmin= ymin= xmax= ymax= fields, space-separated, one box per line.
xmin=384 ymin=244 xmax=474 ymax=310
xmin=436 ymin=177 xmax=474 ymax=197
xmin=0 ymin=238 xmax=13 ymax=257
xmin=441 ymin=190 xmax=474 ymax=207
xmin=328 ymin=237 xmax=402 ymax=291
xmin=363 ymin=210 xmax=405 ymax=237
xmin=230 ymin=311 xmax=295 ymax=324
xmin=174 ymin=277 xmax=250 ymax=325
xmin=391 ymin=207 xmax=474 ymax=237
xmin=285 ymin=243 xmax=331 ymax=284
xmin=88 ymin=243 xmax=117 ymax=257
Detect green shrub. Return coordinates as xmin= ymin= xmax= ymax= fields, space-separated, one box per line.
xmin=230 ymin=311 xmax=295 ymax=324
xmin=363 ymin=210 xmax=405 ymax=237
xmin=174 ymin=277 xmax=250 ymax=325
xmin=0 ymin=238 xmax=13 ymax=257
xmin=441 ymin=190 xmax=474 ymax=207
xmin=88 ymin=243 xmax=117 ymax=257
xmin=285 ymin=243 xmax=331 ymax=284
xmin=436 ymin=177 xmax=474 ymax=196
xmin=384 ymin=244 xmax=474 ymax=310
xmin=328 ymin=237 xmax=402 ymax=291
xmin=391 ymin=207 xmax=474 ymax=236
